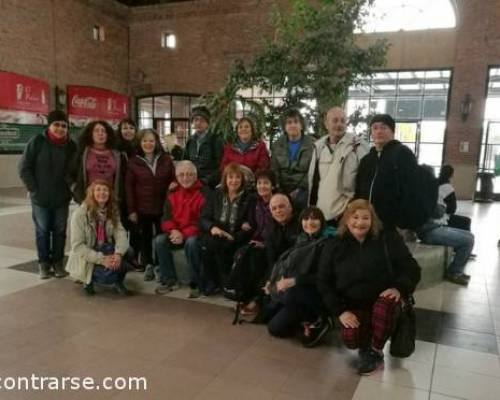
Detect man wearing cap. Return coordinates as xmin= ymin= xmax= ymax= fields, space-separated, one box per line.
xmin=183 ymin=106 xmax=224 ymax=189
xmin=308 ymin=107 xmax=369 ymax=226
xmin=19 ymin=110 xmax=77 ymax=279
xmin=355 ymin=113 xmax=418 ymax=228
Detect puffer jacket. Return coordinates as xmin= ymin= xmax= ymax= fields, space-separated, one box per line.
xmin=125 ymin=153 xmax=175 ymax=216
xmin=160 ymin=180 xmax=206 ymax=238
xmin=220 ymin=140 xmax=270 ymax=173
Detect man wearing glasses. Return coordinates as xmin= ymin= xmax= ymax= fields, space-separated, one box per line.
xmin=19 ymin=110 xmax=77 ymax=279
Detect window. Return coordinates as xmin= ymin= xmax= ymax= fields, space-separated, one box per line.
xmin=92 ymin=25 xmax=105 ymax=41
xmin=161 ymin=33 xmax=176 ymax=49
xmin=136 ymin=93 xmax=199 ymax=149
xmin=479 ymin=67 xmax=500 ymax=195
xmin=359 ymin=0 xmax=456 ymax=33
xmin=347 ymin=69 xmax=451 ymax=170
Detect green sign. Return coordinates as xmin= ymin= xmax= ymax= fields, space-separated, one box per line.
xmin=0 ymin=123 xmax=80 ymax=153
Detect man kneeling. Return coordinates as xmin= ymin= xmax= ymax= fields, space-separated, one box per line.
xmin=154 ymin=161 xmax=206 ymax=297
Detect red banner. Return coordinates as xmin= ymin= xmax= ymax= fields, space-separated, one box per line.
xmin=0 ymin=71 xmax=49 ymax=114
xmin=67 ymin=86 xmax=128 ymax=126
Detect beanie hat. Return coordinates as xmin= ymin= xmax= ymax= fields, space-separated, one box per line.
xmin=370 ymin=114 xmax=395 ymax=132
xmin=191 ymin=106 xmax=211 ymax=123
xmin=47 ymin=110 xmax=69 ymax=126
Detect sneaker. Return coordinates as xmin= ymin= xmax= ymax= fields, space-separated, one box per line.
xmin=301 ymin=317 xmax=332 ymax=348
xmin=461 ymin=273 xmax=471 ymax=281
xmin=83 ymin=283 xmax=95 ymax=296
xmin=155 ymin=283 xmax=172 ymax=295
xmin=113 ymin=282 xmax=130 ymax=296
xmin=53 ymin=262 xmax=68 ymax=278
xmin=144 ymin=265 xmax=155 ymax=281
xmin=187 ymin=287 xmax=200 ymax=298
xmin=358 ymin=349 xmax=384 ymax=375
xmin=445 ymin=273 xmax=469 ymax=286
xmin=39 ymin=263 xmax=51 ymax=280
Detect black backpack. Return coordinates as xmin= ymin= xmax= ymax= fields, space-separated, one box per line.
xmin=394 ymin=161 xmax=438 ymax=230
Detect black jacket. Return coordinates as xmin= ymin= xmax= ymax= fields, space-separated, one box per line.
xmin=184 ymin=130 xmax=224 ymax=188
xmin=355 ymin=140 xmax=418 ymax=227
xmin=199 ymin=189 xmax=251 ymax=244
xmin=18 ymin=131 xmax=77 ymax=209
xmin=317 ymin=230 xmax=421 ymax=317
xmin=263 ymin=215 xmax=299 ymax=277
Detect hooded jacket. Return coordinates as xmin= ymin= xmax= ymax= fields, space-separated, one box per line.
xmin=307 ymin=133 xmax=369 ymax=220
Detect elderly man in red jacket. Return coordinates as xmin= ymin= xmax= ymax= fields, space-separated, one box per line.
xmin=154 ymin=160 xmax=207 ymax=298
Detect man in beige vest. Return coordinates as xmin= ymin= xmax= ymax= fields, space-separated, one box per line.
xmin=307 ymin=107 xmax=369 ymax=225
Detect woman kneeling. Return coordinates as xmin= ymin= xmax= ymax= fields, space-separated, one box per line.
xmin=67 ymin=179 xmax=130 ymax=296
xmin=317 ymin=200 xmax=420 ymax=375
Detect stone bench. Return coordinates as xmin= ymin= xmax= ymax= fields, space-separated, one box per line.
xmin=406 ymin=241 xmax=450 ymax=289
xmin=170 ymin=241 xmax=450 ymax=290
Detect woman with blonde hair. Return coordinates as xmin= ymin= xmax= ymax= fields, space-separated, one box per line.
xmin=317 ymin=199 xmax=420 ymax=375
xmin=66 ymin=179 xmax=130 ymax=296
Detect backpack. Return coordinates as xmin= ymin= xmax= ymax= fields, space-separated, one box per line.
xmin=224 ymin=243 xmax=268 ymax=324
xmin=393 ymin=158 xmax=438 ymax=230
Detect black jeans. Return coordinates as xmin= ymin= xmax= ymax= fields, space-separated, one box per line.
xmin=200 ymin=234 xmax=240 ymax=291
xmin=133 ymin=214 xmax=160 ymax=266
xmin=267 ymin=284 xmax=325 ymax=338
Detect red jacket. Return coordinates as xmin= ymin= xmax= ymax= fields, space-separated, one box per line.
xmin=160 ymin=180 xmax=206 ymax=238
xmin=220 ymin=140 xmax=270 ymax=173
xmin=125 ymin=153 xmax=175 ymax=216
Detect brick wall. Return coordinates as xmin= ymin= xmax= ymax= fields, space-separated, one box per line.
xmin=0 ymin=0 xmax=129 ymax=106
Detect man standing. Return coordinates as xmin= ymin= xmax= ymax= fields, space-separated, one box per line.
xmin=308 ymin=107 xmax=369 ymax=225
xmin=355 ymin=114 xmax=419 ymax=229
xmin=19 ymin=110 xmax=77 ymax=279
xmin=271 ymin=109 xmax=314 ymax=212
xmin=183 ymin=106 xmax=224 ymax=189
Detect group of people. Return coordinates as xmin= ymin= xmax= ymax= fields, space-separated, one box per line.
xmin=17 ymin=104 xmax=476 ymax=375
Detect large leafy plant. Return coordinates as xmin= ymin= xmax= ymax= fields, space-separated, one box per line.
xmin=202 ymin=0 xmax=388 ymax=142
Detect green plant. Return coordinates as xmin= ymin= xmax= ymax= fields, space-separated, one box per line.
xmin=202 ymin=0 xmax=388 ymax=142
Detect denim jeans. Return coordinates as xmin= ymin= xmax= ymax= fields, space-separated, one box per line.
xmin=419 ymin=225 xmax=474 ymax=275
xmin=154 ymin=234 xmax=202 ymax=287
xmin=31 ymin=202 xmax=69 ymax=265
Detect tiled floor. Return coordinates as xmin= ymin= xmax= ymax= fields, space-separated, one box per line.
xmin=0 ymin=192 xmax=499 ymax=399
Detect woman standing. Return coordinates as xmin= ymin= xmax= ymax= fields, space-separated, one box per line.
xmin=125 ymin=129 xmax=175 ymax=280
xmin=66 ymin=180 xmax=130 ymax=296
xmin=220 ymin=117 xmax=270 ymax=173
xmin=116 ymin=118 xmax=138 ymax=160
xmin=199 ymin=163 xmax=252 ymax=295
xmin=73 ymin=120 xmax=123 ymax=204
xmin=317 ymin=199 xmax=420 ymax=375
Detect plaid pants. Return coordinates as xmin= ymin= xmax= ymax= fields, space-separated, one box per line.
xmin=340 ymin=296 xmax=400 ymax=351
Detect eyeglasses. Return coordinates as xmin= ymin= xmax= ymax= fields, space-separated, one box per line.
xmin=51 ymin=122 xmax=68 ymax=129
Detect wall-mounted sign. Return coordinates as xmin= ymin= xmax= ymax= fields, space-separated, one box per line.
xmin=0 ymin=71 xmax=49 ymax=124
xmin=67 ymin=85 xmax=129 ymax=127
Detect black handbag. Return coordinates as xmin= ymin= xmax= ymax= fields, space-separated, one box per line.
xmin=389 ymin=296 xmax=416 ymax=357
xmin=383 ymin=235 xmax=416 ymax=358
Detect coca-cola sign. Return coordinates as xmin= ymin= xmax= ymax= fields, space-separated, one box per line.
xmin=0 ymin=71 xmax=49 ymax=115
xmin=67 ymin=86 xmax=128 ymax=126
xmin=71 ymin=95 xmax=98 ymax=110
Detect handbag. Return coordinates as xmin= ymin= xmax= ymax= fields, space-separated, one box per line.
xmin=383 ymin=234 xmax=416 ymax=358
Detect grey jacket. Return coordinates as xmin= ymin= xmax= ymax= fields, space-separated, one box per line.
xmin=271 ymin=134 xmax=314 ymax=194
